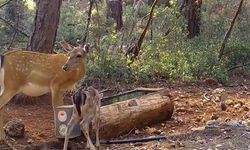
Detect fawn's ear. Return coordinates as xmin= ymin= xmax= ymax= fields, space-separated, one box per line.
xmin=60 ymin=42 xmax=73 ymax=52
xmin=83 ymin=43 xmax=90 ymax=53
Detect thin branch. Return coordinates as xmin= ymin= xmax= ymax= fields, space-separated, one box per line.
xmin=0 ymin=16 xmax=29 ymax=37
xmin=218 ymin=0 xmax=244 ymax=60
xmin=228 ymin=62 xmax=250 ymax=71
xmin=81 ymin=0 xmax=94 ymax=46
xmin=0 ymin=0 xmax=12 ymax=9
xmin=8 ymin=12 xmax=19 ymax=50
xmin=125 ymin=0 xmax=159 ymax=64
xmin=137 ymin=0 xmax=158 ymax=51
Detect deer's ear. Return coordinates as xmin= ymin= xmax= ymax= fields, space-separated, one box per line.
xmin=83 ymin=43 xmax=90 ymax=53
xmin=60 ymin=42 xmax=73 ymax=52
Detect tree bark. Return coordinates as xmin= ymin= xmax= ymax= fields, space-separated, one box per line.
xmin=218 ymin=0 xmax=244 ymax=60
xmin=106 ymin=0 xmax=123 ymax=31
xmin=95 ymin=92 xmax=174 ymax=139
xmin=28 ymin=0 xmax=62 ymax=53
xmin=182 ymin=0 xmax=202 ymax=38
xmin=164 ymin=0 xmax=170 ymax=7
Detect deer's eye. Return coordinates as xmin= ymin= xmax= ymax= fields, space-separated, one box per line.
xmin=76 ymin=55 xmax=82 ymax=58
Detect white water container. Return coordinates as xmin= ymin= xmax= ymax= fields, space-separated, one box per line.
xmin=54 ymin=105 xmax=81 ymax=138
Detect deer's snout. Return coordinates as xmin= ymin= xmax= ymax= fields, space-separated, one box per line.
xmin=62 ymin=64 xmax=69 ymax=71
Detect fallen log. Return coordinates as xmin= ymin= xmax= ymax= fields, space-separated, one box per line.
xmin=97 ymin=93 xmax=174 ymax=139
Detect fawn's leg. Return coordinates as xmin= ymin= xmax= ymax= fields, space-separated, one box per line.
xmin=93 ymin=113 xmax=100 ymax=148
xmin=63 ymin=109 xmax=80 ymax=150
xmin=80 ymin=119 xmax=95 ymax=150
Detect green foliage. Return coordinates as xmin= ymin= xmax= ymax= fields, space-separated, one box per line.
xmin=57 ymin=5 xmax=86 ymax=44
xmin=83 ymin=0 xmax=250 ymax=84
xmin=0 ymin=0 xmax=249 ymax=84
xmin=0 ymin=0 xmax=34 ymax=51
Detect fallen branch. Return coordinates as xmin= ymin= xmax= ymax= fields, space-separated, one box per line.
xmin=218 ymin=0 xmax=244 ymax=60
xmin=0 ymin=16 xmax=29 ymax=37
xmin=100 ymin=135 xmax=166 ymax=144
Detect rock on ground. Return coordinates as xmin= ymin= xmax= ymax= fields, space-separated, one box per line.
xmin=4 ymin=119 xmax=25 ymax=138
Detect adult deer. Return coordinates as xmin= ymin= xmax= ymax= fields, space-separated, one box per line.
xmin=0 ymin=42 xmax=89 ymax=140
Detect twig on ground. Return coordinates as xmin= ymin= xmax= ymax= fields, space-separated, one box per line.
xmin=203 ymin=92 xmax=217 ymax=105
xmin=101 ymin=135 xmax=167 ymax=144
xmin=122 ymin=128 xmax=135 ymax=138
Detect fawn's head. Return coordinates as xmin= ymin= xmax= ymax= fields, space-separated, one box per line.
xmin=60 ymin=42 xmax=90 ymax=71
xmin=87 ymin=86 xmax=103 ymax=101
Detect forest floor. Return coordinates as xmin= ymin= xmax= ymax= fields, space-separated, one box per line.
xmin=4 ymin=76 xmax=250 ymax=150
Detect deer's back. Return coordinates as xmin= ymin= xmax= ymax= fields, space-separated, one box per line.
xmin=2 ymin=50 xmax=68 ymax=87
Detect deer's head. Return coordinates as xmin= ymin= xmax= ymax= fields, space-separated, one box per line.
xmin=60 ymin=42 xmax=90 ymax=71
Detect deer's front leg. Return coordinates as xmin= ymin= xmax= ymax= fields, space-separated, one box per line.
xmin=51 ymin=85 xmax=64 ymax=110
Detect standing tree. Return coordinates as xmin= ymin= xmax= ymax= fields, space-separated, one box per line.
xmin=106 ymin=0 xmax=123 ymax=31
xmin=27 ymin=0 xmax=62 ymax=53
xmin=181 ymin=0 xmax=202 ymax=38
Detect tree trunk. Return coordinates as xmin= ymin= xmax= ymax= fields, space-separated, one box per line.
xmin=147 ymin=0 xmax=154 ymax=5
xmin=164 ymin=0 xmax=170 ymax=7
xmin=107 ymin=0 xmax=123 ymax=31
xmin=95 ymin=93 xmax=174 ymax=139
xmin=28 ymin=0 xmax=62 ymax=53
xmin=182 ymin=0 xmax=202 ymax=38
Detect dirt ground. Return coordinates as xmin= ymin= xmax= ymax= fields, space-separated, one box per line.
xmin=4 ymin=78 xmax=250 ymax=150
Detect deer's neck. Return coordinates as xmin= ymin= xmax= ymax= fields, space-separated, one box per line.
xmin=73 ymin=61 xmax=86 ymax=79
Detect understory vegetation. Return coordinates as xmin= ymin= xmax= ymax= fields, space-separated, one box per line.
xmin=0 ymin=0 xmax=250 ymax=84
